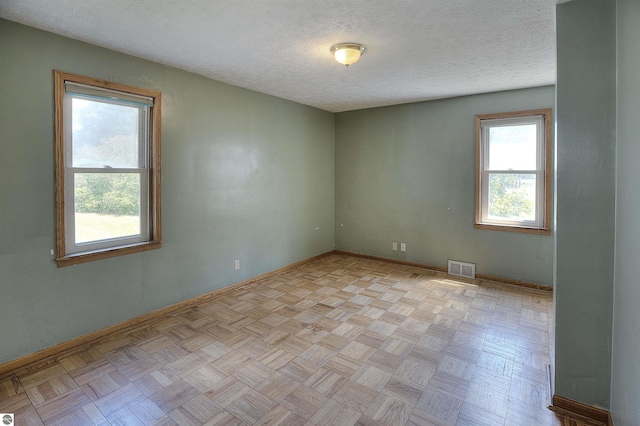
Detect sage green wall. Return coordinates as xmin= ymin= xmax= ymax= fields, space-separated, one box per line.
xmin=554 ymin=0 xmax=616 ymax=409
xmin=0 ymin=20 xmax=335 ymax=364
xmin=611 ymin=0 xmax=640 ymax=423
xmin=334 ymin=87 xmax=555 ymax=286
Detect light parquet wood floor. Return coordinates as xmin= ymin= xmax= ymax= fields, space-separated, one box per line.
xmin=0 ymin=254 xmax=561 ymax=425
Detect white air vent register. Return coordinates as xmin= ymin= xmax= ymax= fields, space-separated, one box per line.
xmin=448 ymin=259 xmax=476 ymax=279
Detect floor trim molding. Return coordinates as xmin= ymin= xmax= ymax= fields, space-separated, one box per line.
xmin=333 ymin=250 xmax=553 ymax=292
xmin=550 ymin=395 xmax=613 ymax=426
xmin=0 ymin=251 xmax=333 ymax=377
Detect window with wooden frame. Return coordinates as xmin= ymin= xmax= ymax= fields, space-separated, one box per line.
xmin=55 ymin=71 xmax=162 ymax=266
xmin=475 ymin=108 xmax=551 ymax=234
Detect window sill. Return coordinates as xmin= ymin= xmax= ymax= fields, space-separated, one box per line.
xmin=475 ymin=223 xmax=551 ymax=235
xmin=56 ymin=240 xmax=162 ymax=267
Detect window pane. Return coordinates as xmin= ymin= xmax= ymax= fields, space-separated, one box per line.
xmin=74 ymin=173 xmax=140 ymax=243
xmin=488 ymin=124 xmax=537 ymax=170
xmin=487 ymin=173 xmax=536 ymax=222
xmin=72 ymin=98 xmax=140 ymax=168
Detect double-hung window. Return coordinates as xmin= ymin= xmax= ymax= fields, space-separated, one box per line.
xmin=475 ymin=109 xmax=551 ymax=234
xmin=55 ymin=71 xmax=162 ymax=266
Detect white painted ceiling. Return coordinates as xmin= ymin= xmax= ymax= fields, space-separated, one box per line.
xmin=0 ymin=1 xmax=561 ymax=112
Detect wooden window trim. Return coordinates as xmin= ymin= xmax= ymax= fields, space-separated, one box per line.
xmin=54 ymin=71 xmax=162 ymax=267
xmin=474 ymin=108 xmax=552 ymax=235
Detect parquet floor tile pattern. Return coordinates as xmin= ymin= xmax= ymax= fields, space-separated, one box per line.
xmin=0 ymin=254 xmax=561 ymax=425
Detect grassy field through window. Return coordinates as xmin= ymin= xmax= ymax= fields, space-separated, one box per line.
xmin=75 ymin=213 xmax=139 ymax=243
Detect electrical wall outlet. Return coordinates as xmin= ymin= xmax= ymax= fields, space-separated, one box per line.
xmin=400 ymin=242 xmax=406 ymax=252
xmin=234 ymin=259 xmax=240 ymax=270
xmin=392 ymin=242 xmax=398 ymax=251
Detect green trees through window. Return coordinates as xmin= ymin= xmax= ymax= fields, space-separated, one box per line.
xmin=74 ymin=173 xmax=140 ymax=216
xmin=487 ymin=174 xmax=534 ymax=220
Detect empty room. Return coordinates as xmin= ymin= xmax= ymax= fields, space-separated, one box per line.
xmin=1 ymin=0 xmax=638 ymax=425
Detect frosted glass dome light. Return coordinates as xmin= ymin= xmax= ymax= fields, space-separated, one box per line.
xmin=331 ymin=43 xmax=365 ymax=67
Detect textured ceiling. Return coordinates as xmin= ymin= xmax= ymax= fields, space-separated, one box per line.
xmin=0 ymin=1 xmax=561 ymax=112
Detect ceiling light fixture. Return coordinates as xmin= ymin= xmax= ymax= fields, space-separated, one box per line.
xmin=331 ymin=43 xmax=365 ymax=67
